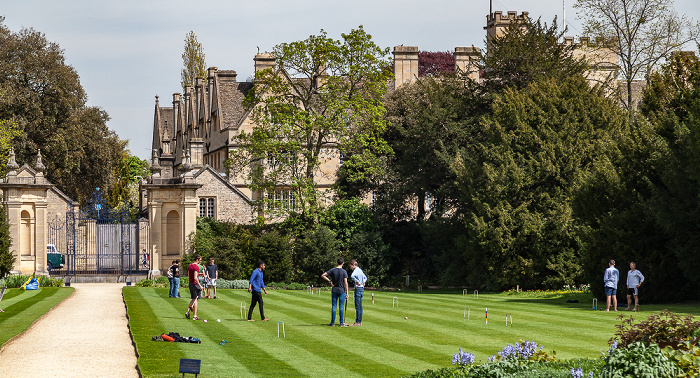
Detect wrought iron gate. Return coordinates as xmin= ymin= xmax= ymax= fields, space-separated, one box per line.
xmin=49 ymin=188 xmax=147 ymax=276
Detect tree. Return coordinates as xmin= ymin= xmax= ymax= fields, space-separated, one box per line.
xmin=454 ymin=76 xmax=627 ymax=290
xmin=418 ymin=51 xmax=455 ymax=77
xmin=108 ymin=152 xmax=150 ymax=218
xmin=0 ymin=204 xmax=13 ymax=278
xmin=0 ymin=22 xmax=126 ymax=204
xmin=575 ymin=0 xmax=700 ymax=110
xmin=381 ymin=75 xmax=485 ymax=221
xmin=229 ymin=27 xmax=393 ymax=221
xmin=480 ymin=17 xmax=588 ymax=94
xmin=180 ymin=31 xmax=207 ymax=91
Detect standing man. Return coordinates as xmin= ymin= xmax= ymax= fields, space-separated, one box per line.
xmin=349 ymin=259 xmax=367 ymax=326
xmin=168 ymin=260 xmax=180 ymax=298
xmin=604 ymin=259 xmax=619 ymax=312
xmin=247 ymin=261 xmax=270 ymax=321
xmin=186 ymin=255 xmax=203 ymax=320
xmin=626 ymin=262 xmax=645 ymax=311
xmin=197 ymin=259 xmax=206 ymax=299
xmin=206 ymin=258 xmax=219 ymax=299
xmin=171 ymin=260 xmax=181 ymax=298
xmin=321 ymin=258 xmax=349 ymax=327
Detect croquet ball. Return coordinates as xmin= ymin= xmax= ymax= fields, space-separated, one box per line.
xmin=593 ymin=307 xmax=596 ymax=310
xmin=217 ymin=319 xmax=221 ymax=322
xmin=404 ymin=317 xmax=408 ymax=320
xmin=203 ymin=319 xmax=208 ymax=323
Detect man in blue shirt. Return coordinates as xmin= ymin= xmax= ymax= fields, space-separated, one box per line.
xmin=247 ymin=261 xmax=270 ymax=321
xmin=321 ymin=258 xmax=349 ymax=327
xmin=604 ymin=259 xmax=619 ymax=312
xmin=349 ymin=259 xmax=368 ymax=326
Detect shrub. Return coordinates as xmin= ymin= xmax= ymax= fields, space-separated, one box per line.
xmin=663 ymin=341 xmax=700 ymax=377
xmin=611 ymin=310 xmax=700 ymax=349
xmin=600 ymin=342 xmax=679 ymax=377
xmin=0 ymin=275 xmax=63 ymax=288
xmin=215 ymin=279 xmax=248 ymax=289
xmin=136 ymin=279 xmax=154 ymax=287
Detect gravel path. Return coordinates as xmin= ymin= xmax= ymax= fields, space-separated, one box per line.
xmin=0 ymin=283 xmax=139 ymax=377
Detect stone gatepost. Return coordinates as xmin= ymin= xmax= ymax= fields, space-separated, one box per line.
xmin=0 ymin=149 xmax=52 ymax=275
xmin=143 ymin=151 xmax=201 ymax=276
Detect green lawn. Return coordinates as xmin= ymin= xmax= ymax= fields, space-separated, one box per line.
xmin=124 ymin=288 xmax=700 ymax=377
xmin=0 ymin=287 xmax=74 ymax=348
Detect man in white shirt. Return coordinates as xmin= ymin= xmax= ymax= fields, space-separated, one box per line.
xmin=349 ymin=259 xmax=368 ymax=326
xmin=626 ymin=262 xmax=645 ymax=311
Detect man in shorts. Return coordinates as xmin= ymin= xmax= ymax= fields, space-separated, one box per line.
xmin=186 ymin=255 xmax=203 ymax=320
xmin=603 ymin=259 xmax=619 ymax=312
xmin=206 ymin=258 xmax=218 ymax=299
xmin=625 ymin=262 xmax=645 ymax=311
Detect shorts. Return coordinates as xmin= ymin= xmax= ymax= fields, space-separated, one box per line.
xmin=210 ymin=278 xmax=217 ymax=287
xmin=189 ymin=283 xmax=201 ymax=300
xmin=627 ymin=287 xmax=638 ymax=296
xmin=604 ymin=287 xmax=617 ymax=296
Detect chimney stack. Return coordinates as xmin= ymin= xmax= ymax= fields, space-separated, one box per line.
xmin=254 ymin=53 xmax=276 ymax=76
xmin=393 ymin=46 xmax=419 ymax=89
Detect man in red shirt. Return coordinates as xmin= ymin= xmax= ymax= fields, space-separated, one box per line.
xmin=186 ymin=254 xmax=203 ymax=320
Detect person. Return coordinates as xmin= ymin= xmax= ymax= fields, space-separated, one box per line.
xmin=604 ymin=259 xmax=619 ymax=312
xmin=206 ymin=258 xmax=219 ymax=299
xmin=349 ymin=259 xmax=368 ymax=326
xmin=142 ymin=249 xmax=149 ymax=268
xmin=247 ymin=261 xmax=270 ymax=321
xmin=186 ymin=255 xmax=203 ymax=320
xmin=626 ymin=262 xmax=645 ymax=311
xmin=197 ymin=259 xmax=206 ymax=299
xmin=168 ymin=260 xmax=181 ymax=298
xmin=321 ymin=257 xmax=349 ymax=327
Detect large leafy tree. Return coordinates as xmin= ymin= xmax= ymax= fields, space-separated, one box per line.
xmin=575 ymin=0 xmax=700 ymax=110
xmin=0 ymin=22 xmax=125 ymax=204
xmin=631 ymin=51 xmax=700 ymax=300
xmin=108 ymin=152 xmax=150 ymax=217
xmin=0 ymin=204 xmax=13 ymax=278
xmin=180 ymin=31 xmax=207 ymax=91
xmin=479 ymin=17 xmax=588 ymax=94
xmin=454 ymin=75 xmax=628 ymax=290
xmin=381 ymin=75 xmax=485 ymax=221
xmin=229 ymin=27 xmax=393 ymax=221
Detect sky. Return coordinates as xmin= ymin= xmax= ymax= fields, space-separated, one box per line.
xmin=3 ymin=0 xmax=700 ymax=160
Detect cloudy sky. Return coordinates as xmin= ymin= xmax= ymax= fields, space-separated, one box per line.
xmin=3 ymin=0 xmax=700 ymax=160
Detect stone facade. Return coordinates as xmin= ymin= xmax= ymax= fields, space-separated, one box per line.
xmin=0 ymin=149 xmax=78 ymax=275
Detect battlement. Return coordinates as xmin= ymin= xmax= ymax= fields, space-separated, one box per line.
xmin=563 ymin=36 xmax=615 ymax=48
xmin=486 ymin=11 xmax=529 ymax=28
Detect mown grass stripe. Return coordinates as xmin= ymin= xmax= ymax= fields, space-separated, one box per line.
xmin=156 ymin=288 xmax=304 ymax=376
xmin=0 ymin=287 xmax=73 ymax=348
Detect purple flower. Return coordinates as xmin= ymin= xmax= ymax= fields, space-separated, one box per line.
xmin=570 ymin=367 xmax=583 ymax=378
xmin=452 ymin=348 xmax=475 ymax=366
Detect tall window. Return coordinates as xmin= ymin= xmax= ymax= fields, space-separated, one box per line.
xmin=199 ymin=197 xmax=215 ymax=218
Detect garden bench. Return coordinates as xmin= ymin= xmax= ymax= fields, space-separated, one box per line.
xmin=0 ymin=286 xmax=6 ymax=312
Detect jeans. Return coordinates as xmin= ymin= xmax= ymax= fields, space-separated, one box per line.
xmin=248 ymin=291 xmax=265 ymax=320
xmin=169 ymin=277 xmax=180 ymax=298
xmin=331 ymin=291 xmax=346 ymax=325
xmin=354 ymin=287 xmax=364 ymax=324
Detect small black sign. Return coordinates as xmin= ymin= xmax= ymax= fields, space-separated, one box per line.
xmin=179 ymin=358 xmax=201 ymax=375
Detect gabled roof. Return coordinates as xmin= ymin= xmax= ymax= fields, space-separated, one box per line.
xmin=192 ymin=165 xmax=253 ymax=203
xmin=212 ymin=71 xmax=253 ymax=131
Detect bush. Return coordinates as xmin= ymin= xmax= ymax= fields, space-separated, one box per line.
xmin=664 ymin=341 xmax=700 ymax=377
xmin=612 ymin=310 xmax=700 ymax=349
xmin=215 ymin=279 xmax=248 ymax=289
xmin=0 ymin=275 xmax=63 ymax=288
xmin=600 ymin=342 xmax=679 ymax=377
xmin=136 ymin=279 xmax=154 ymax=287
